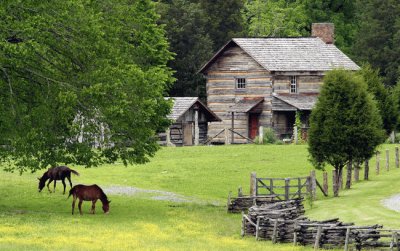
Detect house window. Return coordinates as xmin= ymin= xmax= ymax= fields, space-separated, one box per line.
xmin=236 ymin=78 xmax=246 ymax=89
xmin=290 ymin=76 xmax=297 ymax=93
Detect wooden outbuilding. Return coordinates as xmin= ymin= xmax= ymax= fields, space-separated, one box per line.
xmin=199 ymin=23 xmax=360 ymax=143
xmin=159 ymin=97 xmax=221 ymax=146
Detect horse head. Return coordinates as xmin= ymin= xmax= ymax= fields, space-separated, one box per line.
xmin=103 ymin=200 xmax=111 ymax=214
xmin=37 ymin=176 xmax=47 ymax=192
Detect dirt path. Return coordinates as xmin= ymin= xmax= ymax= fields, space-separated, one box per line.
xmin=103 ymin=185 xmax=220 ymax=205
xmin=381 ymin=194 xmax=400 ymax=212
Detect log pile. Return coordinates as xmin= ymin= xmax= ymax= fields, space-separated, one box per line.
xmin=227 ymin=195 xmax=277 ymax=213
xmin=241 ymin=199 xmax=399 ymax=250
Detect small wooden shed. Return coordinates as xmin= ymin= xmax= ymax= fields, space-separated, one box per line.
xmin=159 ymin=97 xmax=221 ymax=146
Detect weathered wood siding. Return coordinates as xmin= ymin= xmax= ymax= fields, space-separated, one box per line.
xmin=204 ymin=45 xmax=273 ymax=143
xmin=274 ymin=74 xmax=323 ymax=94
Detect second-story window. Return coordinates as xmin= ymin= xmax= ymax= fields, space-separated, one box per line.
xmin=236 ymin=78 xmax=246 ymax=89
xmin=290 ymin=76 xmax=297 ymax=93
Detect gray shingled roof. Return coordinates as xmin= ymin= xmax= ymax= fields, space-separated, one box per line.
xmin=272 ymin=93 xmax=319 ymax=110
xmin=166 ymin=97 xmax=221 ymax=122
xmin=167 ymin=97 xmax=198 ymax=121
xmin=228 ymin=98 xmax=264 ymax=112
xmin=200 ymin=38 xmax=359 ymax=72
xmin=233 ymin=38 xmax=359 ymax=71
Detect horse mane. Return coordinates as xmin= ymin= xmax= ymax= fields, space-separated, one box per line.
xmin=97 ymin=186 xmax=109 ymax=203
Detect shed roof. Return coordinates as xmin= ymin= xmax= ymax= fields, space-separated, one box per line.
xmin=272 ymin=93 xmax=318 ymax=111
xmin=228 ymin=98 xmax=264 ymax=113
xmin=199 ymin=37 xmax=360 ymax=73
xmin=166 ymin=97 xmax=221 ymax=122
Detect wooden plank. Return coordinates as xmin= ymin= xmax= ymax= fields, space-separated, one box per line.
xmin=314 ymin=225 xmax=322 ymax=250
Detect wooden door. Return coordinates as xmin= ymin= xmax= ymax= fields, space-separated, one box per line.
xmin=249 ymin=113 xmax=259 ymax=139
xmin=183 ymin=123 xmax=193 ymax=146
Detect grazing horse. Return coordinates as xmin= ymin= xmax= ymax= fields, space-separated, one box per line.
xmin=38 ymin=166 xmax=79 ymax=194
xmin=68 ymin=184 xmax=110 ymax=215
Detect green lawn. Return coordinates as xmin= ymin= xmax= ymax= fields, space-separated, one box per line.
xmin=0 ymin=144 xmax=399 ymax=250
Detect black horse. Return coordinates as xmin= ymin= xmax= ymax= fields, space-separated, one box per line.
xmin=38 ymin=166 xmax=79 ymax=194
xmin=68 ymin=184 xmax=110 ymax=215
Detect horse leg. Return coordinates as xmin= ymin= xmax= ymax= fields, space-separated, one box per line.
xmin=72 ymin=196 xmax=76 ymax=215
xmin=62 ymin=179 xmax=66 ymax=194
xmin=91 ymin=200 xmax=97 ymax=214
xmin=47 ymin=179 xmax=53 ymax=193
xmin=78 ymin=199 xmax=83 ymax=215
xmin=53 ymin=179 xmax=57 ymax=193
xmin=67 ymin=175 xmax=72 ymax=189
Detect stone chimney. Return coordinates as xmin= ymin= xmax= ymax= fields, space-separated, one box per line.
xmin=311 ymin=23 xmax=334 ymax=44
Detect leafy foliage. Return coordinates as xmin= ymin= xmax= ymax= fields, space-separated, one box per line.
xmin=244 ymin=0 xmax=309 ymax=37
xmin=308 ymin=69 xmax=385 ymax=172
xmin=0 ymin=0 xmax=174 ymax=172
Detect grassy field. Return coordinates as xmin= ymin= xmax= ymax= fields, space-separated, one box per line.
xmin=0 ymin=144 xmax=399 ymax=250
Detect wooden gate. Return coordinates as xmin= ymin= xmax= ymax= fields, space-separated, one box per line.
xmin=256 ymin=177 xmax=310 ymax=200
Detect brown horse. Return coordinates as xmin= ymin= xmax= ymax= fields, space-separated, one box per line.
xmin=38 ymin=166 xmax=79 ymax=194
xmin=68 ymin=184 xmax=110 ymax=215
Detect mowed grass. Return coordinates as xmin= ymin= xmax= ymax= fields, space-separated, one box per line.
xmin=0 ymin=144 xmax=399 ymax=250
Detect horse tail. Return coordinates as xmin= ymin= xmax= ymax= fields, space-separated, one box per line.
xmin=70 ymin=169 xmax=79 ymax=176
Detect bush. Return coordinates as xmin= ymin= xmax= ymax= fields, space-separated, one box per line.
xmin=255 ymin=127 xmax=277 ymax=144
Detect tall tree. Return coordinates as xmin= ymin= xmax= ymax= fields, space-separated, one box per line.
xmin=358 ymin=65 xmax=399 ymax=135
xmin=302 ymin=0 xmax=358 ymax=55
xmin=244 ymin=0 xmax=309 ymax=37
xmin=353 ymin=0 xmax=400 ymax=86
xmin=308 ymin=69 xmax=385 ymax=197
xmin=157 ymin=0 xmax=213 ymax=98
xmin=0 ymin=0 xmax=174 ymax=173
xmin=199 ymin=0 xmax=246 ymax=50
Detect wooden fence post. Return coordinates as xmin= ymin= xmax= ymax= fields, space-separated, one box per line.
xmin=376 ymin=151 xmax=380 ymax=175
xmin=314 ymin=225 xmax=322 ymax=250
xmin=250 ymin=172 xmax=257 ymax=197
xmin=364 ymin=159 xmax=369 ymax=180
xmin=344 ymin=227 xmax=351 ymax=251
xmin=258 ymin=126 xmax=264 ymax=144
xmin=224 ymin=127 xmax=230 ymax=145
xmin=345 ymin=161 xmax=352 ymax=189
xmin=238 ymin=186 xmax=243 ymax=197
xmin=323 ymin=171 xmax=328 ymax=196
xmin=310 ymin=170 xmax=317 ymax=200
xmin=386 ymin=149 xmax=390 ymax=171
xmin=285 ymin=178 xmax=290 ymax=200
xmin=396 ymin=147 xmax=399 ymax=169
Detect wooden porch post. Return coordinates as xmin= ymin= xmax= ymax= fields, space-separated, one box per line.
xmin=231 ymin=112 xmax=234 ymax=144
xmin=194 ymin=108 xmax=199 ymax=146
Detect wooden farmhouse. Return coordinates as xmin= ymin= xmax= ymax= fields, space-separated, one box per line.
xmin=199 ymin=23 xmax=360 ymax=143
xmin=159 ymin=97 xmax=221 ymax=146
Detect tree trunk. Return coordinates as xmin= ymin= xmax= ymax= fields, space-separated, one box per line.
xmin=345 ymin=161 xmax=352 ymax=189
xmin=354 ymin=161 xmax=360 ymax=182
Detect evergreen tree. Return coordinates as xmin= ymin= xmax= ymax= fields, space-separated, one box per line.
xmin=0 ymin=0 xmax=174 ymax=173
xmin=358 ymin=65 xmax=399 ymax=135
xmin=157 ymin=0 xmax=213 ymax=98
xmin=308 ymin=69 xmax=385 ymax=196
xmin=353 ymin=0 xmax=400 ymax=86
xmin=199 ymin=0 xmax=246 ymax=50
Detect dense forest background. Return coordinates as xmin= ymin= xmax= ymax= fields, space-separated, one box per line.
xmin=157 ymin=0 xmax=400 ymax=99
